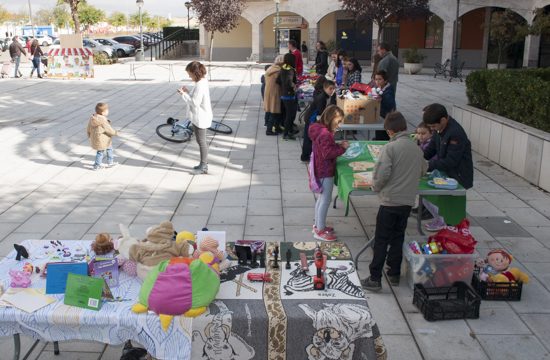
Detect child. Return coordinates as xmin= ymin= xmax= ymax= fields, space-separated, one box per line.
xmin=309 ymin=105 xmax=349 ymax=241
xmin=415 ymin=122 xmax=433 ymax=152
xmin=301 ymin=78 xmax=335 ymax=162
xmin=362 ymin=111 xmax=427 ymax=291
xmin=87 ymin=102 xmax=118 ymax=170
xmin=373 ymin=70 xmax=396 ymax=141
xmin=261 ymin=64 xmax=270 ymax=126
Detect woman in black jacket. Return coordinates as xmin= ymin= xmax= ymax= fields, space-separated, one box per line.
xmin=278 ymin=53 xmax=298 ymax=140
xmin=314 ymin=41 xmax=329 ymax=75
xmin=30 ymin=39 xmax=43 ymax=78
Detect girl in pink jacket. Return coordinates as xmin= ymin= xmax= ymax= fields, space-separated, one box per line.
xmin=308 ymin=105 xmax=349 ymax=241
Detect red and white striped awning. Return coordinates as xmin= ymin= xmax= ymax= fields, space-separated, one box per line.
xmin=47 ymin=48 xmax=94 ymax=56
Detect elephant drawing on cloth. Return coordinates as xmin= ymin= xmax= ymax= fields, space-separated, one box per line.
xmin=192 ymin=300 xmax=255 ymax=360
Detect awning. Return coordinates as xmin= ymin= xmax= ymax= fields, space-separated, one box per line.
xmin=47 ymin=48 xmax=93 ymax=56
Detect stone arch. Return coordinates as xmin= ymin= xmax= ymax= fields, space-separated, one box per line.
xmin=459 ymin=1 xmax=530 ymax=22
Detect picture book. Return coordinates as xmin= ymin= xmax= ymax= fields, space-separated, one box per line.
xmin=367 ymin=144 xmax=383 ymax=161
xmin=348 ymin=161 xmax=375 ymax=171
xmin=92 ymin=258 xmax=119 ymax=288
xmin=45 ymin=262 xmax=88 ymax=294
xmin=353 ymin=171 xmax=373 ymax=188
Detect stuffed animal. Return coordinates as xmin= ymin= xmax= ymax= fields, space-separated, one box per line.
xmin=92 ymin=233 xmax=115 ymax=255
xmin=115 ymin=224 xmax=140 ymax=277
xmin=129 ymin=221 xmax=190 ymax=280
xmin=131 ymin=252 xmax=221 ymax=331
xmin=9 ymin=269 xmax=32 ymax=288
xmin=193 ymin=236 xmax=229 ymax=271
xmin=481 ymin=249 xmax=529 ymax=284
xmin=176 ymin=231 xmax=195 ymax=245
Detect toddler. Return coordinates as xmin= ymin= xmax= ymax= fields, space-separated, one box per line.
xmin=415 ymin=122 xmax=433 ymax=152
xmin=87 ymin=102 xmax=118 ymax=170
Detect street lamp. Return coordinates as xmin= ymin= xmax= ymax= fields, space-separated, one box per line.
xmin=27 ymin=0 xmax=35 ymax=37
xmin=274 ymin=0 xmax=280 ymax=53
xmin=184 ymin=2 xmax=192 ymax=30
xmin=136 ymin=0 xmax=145 ymax=61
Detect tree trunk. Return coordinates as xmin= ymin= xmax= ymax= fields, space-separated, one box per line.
xmin=70 ymin=3 xmax=80 ymax=34
xmin=497 ymin=43 xmax=502 ymax=69
xmin=209 ymin=32 xmax=214 ymax=81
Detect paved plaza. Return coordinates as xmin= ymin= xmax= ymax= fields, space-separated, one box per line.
xmin=0 ymin=59 xmax=549 ymax=360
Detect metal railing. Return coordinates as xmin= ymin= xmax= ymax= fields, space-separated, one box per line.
xmin=149 ymin=29 xmax=198 ymax=61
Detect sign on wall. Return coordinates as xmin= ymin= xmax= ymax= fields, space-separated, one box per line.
xmin=274 ymin=16 xmax=304 ymax=28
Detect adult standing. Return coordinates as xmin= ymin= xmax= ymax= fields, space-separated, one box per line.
xmin=288 ymin=39 xmax=303 ymax=76
xmin=178 ymin=61 xmax=213 ymax=175
xmin=8 ymin=36 xmax=26 ymax=78
xmin=264 ymin=55 xmax=284 ymax=136
xmin=278 ymin=53 xmax=298 ymax=140
xmin=301 ymin=41 xmax=308 ymax=55
xmin=30 ymin=39 xmax=44 ymax=78
xmin=376 ymin=42 xmax=399 ymax=93
xmin=314 ymin=41 xmax=329 ymax=76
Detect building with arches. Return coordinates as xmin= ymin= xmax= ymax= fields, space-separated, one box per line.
xmin=198 ymin=0 xmax=550 ymax=68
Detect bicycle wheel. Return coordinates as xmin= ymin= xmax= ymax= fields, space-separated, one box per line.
xmin=208 ymin=121 xmax=233 ymax=134
xmin=156 ymin=124 xmax=192 ymax=143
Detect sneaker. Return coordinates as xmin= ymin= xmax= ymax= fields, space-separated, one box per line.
xmin=425 ymin=217 xmax=446 ymax=232
xmin=387 ymin=275 xmax=400 ymax=286
xmin=106 ymin=162 xmax=119 ymax=168
xmin=92 ymin=164 xmax=104 ymax=171
xmin=192 ymin=164 xmax=208 ymax=175
xmin=361 ymin=277 xmax=382 ymax=292
xmin=313 ymin=228 xmax=337 ymax=242
xmin=312 ymin=225 xmax=334 ymax=234
xmin=192 ymin=163 xmax=203 ymax=170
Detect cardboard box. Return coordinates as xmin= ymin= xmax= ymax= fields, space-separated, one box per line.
xmin=337 ymin=96 xmax=380 ymax=124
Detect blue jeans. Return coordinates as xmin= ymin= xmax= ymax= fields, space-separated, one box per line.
xmin=31 ymin=56 xmax=41 ymax=76
xmin=314 ymin=177 xmax=334 ymax=230
xmin=13 ymin=56 xmax=21 ymax=77
xmin=94 ymin=147 xmax=113 ymax=167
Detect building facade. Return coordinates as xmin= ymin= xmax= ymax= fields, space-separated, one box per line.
xmin=198 ymin=0 xmax=550 ymax=68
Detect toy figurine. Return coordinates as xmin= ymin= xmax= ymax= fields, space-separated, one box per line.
xmin=9 ymin=269 xmax=31 ymax=288
xmin=313 ymin=247 xmax=325 ymax=290
xmin=272 ymin=246 xmax=279 ymax=269
xmin=13 ymin=244 xmax=29 ymax=261
xmin=300 ymin=253 xmax=309 ymax=272
xmin=285 ymin=248 xmax=291 ymax=270
xmin=259 ymin=250 xmax=265 ymax=268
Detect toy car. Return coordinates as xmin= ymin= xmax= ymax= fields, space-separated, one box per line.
xmin=247 ymin=272 xmax=272 ymax=282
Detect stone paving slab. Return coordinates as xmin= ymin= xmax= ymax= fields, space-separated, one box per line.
xmin=1 ymin=63 xmax=550 ymax=359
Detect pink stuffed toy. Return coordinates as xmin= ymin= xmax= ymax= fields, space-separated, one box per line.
xmin=9 ymin=269 xmax=31 ymax=288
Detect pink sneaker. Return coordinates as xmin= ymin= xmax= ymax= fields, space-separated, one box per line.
xmin=425 ymin=218 xmax=446 ymax=232
xmin=313 ymin=228 xmax=337 ymax=242
xmin=312 ymin=225 xmax=334 ymax=234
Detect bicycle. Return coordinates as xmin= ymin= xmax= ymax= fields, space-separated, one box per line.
xmin=156 ymin=117 xmax=233 ymax=143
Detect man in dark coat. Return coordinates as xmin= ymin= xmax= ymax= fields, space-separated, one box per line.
xmin=422 ymin=103 xmax=473 ymax=189
xmin=9 ymin=36 xmax=26 ymax=78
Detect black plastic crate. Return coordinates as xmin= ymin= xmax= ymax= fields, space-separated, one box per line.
xmin=471 ymin=267 xmax=523 ymax=301
xmin=413 ymin=282 xmax=481 ymax=321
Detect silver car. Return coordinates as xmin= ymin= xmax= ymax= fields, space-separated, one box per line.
xmin=82 ymin=38 xmax=115 ymax=58
xmin=95 ymin=38 xmax=135 ymax=58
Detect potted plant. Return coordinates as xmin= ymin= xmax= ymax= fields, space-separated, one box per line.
xmin=403 ymin=47 xmax=426 ymax=74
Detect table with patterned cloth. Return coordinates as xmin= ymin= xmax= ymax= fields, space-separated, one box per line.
xmin=1 ymin=240 xmax=387 ymax=360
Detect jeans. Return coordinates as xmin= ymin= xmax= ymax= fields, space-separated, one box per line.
xmin=95 ymin=147 xmax=113 ymax=167
xmin=193 ymin=125 xmax=208 ymax=164
xmin=369 ymin=205 xmax=412 ymax=281
xmin=281 ymin=99 xmax=297 ymax=136
xmin=31 ymin=56 xmax=41 ymax=76
xmin=13 ymin=56 xmax=21 ymax=77
xmin=314 ymin=177 xmax=334 ymax=230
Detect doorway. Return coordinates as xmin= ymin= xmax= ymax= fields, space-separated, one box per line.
xmin=336 ymin=19 xmax=372 ymax=60
xmin=382 ymin=23 xmax=400 ymax=57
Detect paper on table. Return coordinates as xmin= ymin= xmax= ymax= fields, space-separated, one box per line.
xmin=1 ymin=288 xmax=56 ymax=313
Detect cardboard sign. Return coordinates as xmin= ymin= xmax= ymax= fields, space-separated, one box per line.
xmin=59 ymin=33 xmax=83 ymax=48
xmin=337 ymin=96 xmax=380 ymax=124
xmin=45 ymin=262 xmax=88 ymax=294
xmin=64 ymin=273 xmax=104 ymax=311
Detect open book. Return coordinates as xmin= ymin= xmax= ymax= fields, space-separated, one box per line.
xmin=353 ymin=171 xmax=373 ymax=188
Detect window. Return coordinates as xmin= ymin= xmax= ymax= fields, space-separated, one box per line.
xmin=425 ymin=14 xmax=444 ymax=49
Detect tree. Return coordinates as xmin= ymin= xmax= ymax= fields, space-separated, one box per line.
xmin=191 ymin=0 xmax=245 ymax=65
xmin=489 ymin=9 xmax=528 ymax=68
xmin=129 ymin=11 xmax=151 ymax=30
xmin=109 ymin=12 xmax=127 ymax=30
xmin=35 ymin=9 xmax=55 ymax=25
xmin=0 ymin=5 xmax=11 ymax=24
xmin=530 ymin=8 xmax=550 ymax=37
xmin=53 ymin=5 xmax=71 ymax=29
xmin=339 ymin=0 xmax=429 ymax=48
xmin=79 ymin=3 xmax=105 ymax=31
xmin=57 ymin=0 xmax=86 ymax=33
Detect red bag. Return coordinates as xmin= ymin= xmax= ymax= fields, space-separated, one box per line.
xmin=428 ymin=219 xmax=477 ymax=254
xmin=349 ymin=83 xmax=372 ymax=95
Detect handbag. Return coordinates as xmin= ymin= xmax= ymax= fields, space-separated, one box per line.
xmin=308 ymin=151 xmax=323 ymax=193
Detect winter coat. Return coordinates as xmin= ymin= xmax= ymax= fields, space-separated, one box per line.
xmin=292 ymin=49 xmax=303 ymax=76
xmin=303 ymin=90 xmax=333 ymax=124
xmin=377 ymin=52 xmax=399 ymax=90
xmin=379 ymin=83 xmax=396 ymax=118
xmin=263 ymin=64 xmax=282 ymax=114
xmin=315 ymin=50 xmax=329 ymax=75
xmin=87 ymin=113 xmax=118 ymax=151
xmin=423 ymin=117 xmax=473 ymax=189
xmin=278 ymin=64 xmax=297 ymax=98
xmin=30 ymin=44 xmax=43 ymax=58
xmin=309 ymin=122 xmax=346 ymax=179
xmin=180 ymin=77 xmax=213 ymax=129
xmin=9 ymin=41 xmax=26 ymax=58
xmin=373 ymin=132 xmax=427 ymax=207
xmin=326 ymin=60 xmax=336 ymax=81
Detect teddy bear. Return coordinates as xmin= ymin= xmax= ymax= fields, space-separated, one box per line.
xmin=91 ymin=233 xmax=115 ymax=255
xmin=479 ymin=249 xmax=529 ymax=284
xmin=193 ymin=236 xmax=229 ymax=271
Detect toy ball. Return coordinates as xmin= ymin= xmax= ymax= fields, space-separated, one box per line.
xmin=176 ymin=231 xmax=195 ymax=244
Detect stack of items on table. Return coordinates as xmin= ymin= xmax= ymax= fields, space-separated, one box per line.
xmin=336 ymin=90 xmax=380 ymax=124
xmin=296 ymin=70 xmax=320 ymax=104
xmin=403 ymin=219 xmax=529 ymax=322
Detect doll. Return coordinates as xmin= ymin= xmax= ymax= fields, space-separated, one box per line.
xmin=91 ymin=233 xmax=114 ymax=255
xmin=479 ymin=249 xmax=529 ymax=283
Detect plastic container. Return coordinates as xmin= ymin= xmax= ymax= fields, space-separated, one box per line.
xmin=413 ymin=282 xmax=481 ymax=321
xmin=471 ymin=267 xmax=523 ymax=301
xmin=403 ymin=236 xmax=477 ymax=289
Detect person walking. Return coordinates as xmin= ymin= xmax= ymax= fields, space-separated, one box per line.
xmin=179 ymin=61 xmax=213 ymax=174
xmin=376 ymin=42 xmax=400 ymax=93
xmin=30 ymin=39 xmax=44 ymax=78
xmin=314 ymin=41 xmax=329 ymax=76
xmin=8 ymin=36 xmax=26 ymax=78
xmin=264 ymin=55 xmax=284 ymax=135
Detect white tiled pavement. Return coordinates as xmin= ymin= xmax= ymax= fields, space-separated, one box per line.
xmin=0 ymin=58 xmax=549 ymax=360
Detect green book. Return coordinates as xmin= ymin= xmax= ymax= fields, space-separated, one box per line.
xmin=64 ymin=273 xmax=104 ymax=311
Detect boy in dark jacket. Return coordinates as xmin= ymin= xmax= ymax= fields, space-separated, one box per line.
xmin=301 ymin=78 xmax=336 ymax=162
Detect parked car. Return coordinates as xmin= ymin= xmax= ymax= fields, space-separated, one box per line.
xmin=50 ymin=38 xmax=115 ymax=58
xmin=35 ymin=35 xmax=53 ymax=46
xmin=112 ymin=35 xmax=142 ymax=50
xmin=95 ymin=38 xmax=135 ymax=57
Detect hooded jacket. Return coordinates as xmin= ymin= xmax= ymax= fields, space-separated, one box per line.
xmin=278 ymin=64 xmax=296 ymax=98
xmin=263 ymin=64 xmax=282 ymax=113
xmin=86 ymin=113 xmax=118 ymax=150
xmin=309 ymin=122 xmax=346 ymax=179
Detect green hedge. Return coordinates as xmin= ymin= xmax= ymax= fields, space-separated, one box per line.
xmin=466 ymin=68 xmax=550 ymax=132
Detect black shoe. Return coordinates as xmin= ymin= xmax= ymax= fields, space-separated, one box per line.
xmin=361 ymin=277 xmax=382 ymax=292
xmin=283 ymin=134 xmax=296 ymax=141
xmin=266 ymin=131 xmax=277 ymax=136
xmin=387 ymin=275 xmax=400 ymax=286
xmin=300 ymin=155 xmax=310 ymax=162
xmin=193 ymin=164 xmax=208 ymax=174
xmin=411 ymin=207 xmax=419 ymax=214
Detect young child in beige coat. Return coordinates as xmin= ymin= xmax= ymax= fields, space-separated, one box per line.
xmin=87 ymin=102 xmax=118 ymax=170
